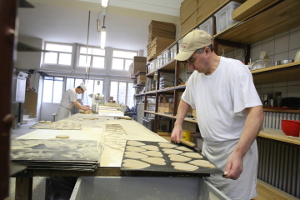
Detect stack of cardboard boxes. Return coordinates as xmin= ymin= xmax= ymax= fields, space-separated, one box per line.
xmin=130 ymin=56 xmax=147 ymax=79
xmin=180 ymin=0 xmax=244 ymax=36
xmin=147 ymin=20 xmax=176 ymax=61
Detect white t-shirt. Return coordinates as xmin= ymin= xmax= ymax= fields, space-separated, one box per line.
xmin=60 ymin=88 xmax=77 ymax=110
xmin=182 ymin=57 xmax=262 ymax=142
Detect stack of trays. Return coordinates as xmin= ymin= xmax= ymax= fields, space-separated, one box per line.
xmin=11 ymin=139 xmax=101 ymax=171
xmin=121 ymin=140 xmax=223 ymax=175
xmin=30 ymin=121 xmax=82 ymax=130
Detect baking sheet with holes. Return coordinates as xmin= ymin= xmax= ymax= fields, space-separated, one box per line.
xmin=121 ymin=140 xmax=223 ymax=175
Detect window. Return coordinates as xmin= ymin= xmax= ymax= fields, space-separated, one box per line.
xmin=109 ymin=81 xmax=135 ymax=108
xmin=112 ymin=50 xmax=138 ymax=70
xmin=43 ymin=42 xmax=73 ymax=65
xmin=42 ymin=76 xmax=64 ymax=103
xmin=66 ymin=78 xmax=84 ymax=100
xmin=82 ymin=79 xmax=104 ymax=106
xmin=78 ymin=46 xmax=105 ymax=68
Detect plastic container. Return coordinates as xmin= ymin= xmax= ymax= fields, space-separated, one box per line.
xmin=182 ymin=130 xmax=192 ymax=141
xmin=281 ymin=120 xmax=300 ymax=137
xmin=199 ymin=17 xmax=214 ymax=36
xmin=214 ymin=1 xmax=241 ymax=34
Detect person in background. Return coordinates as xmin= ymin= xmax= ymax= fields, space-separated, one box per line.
xmin=171 ymin=30 xmax=264 ymax=200
xmin=56 ymin=83 xmax=90 ymax=121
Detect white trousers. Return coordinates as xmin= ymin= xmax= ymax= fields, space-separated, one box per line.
xmin=202 ymin=139 xmax=258 ymax=200
xmin=56 ymin=106 xmax=71 ymax=121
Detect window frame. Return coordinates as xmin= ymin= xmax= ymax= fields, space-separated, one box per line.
xmin=111 ymin=49 xmax=138 ymax=71
xmin=41 ymin=76 xmax=65 ymax=104
xmin=109 ymin=80 xmax=135 ymax=108
xmin=77 ymin=45 xmax=106 ymax=69
xmin=42 ymin=42 xmax=73 ymax=67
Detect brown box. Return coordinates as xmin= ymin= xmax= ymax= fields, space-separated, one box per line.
xmin=130 ymin=62 xmax=146 ymax=77
xmin=158 ymin=103 xmax=173 ymax=113
xmin=137 ymin=75 xmax=146 ymax=84
xmin=181 ymin=11 xmax=197 ymax=36
xmin=180 ymin=0 xmax=198 ymax=24
xmin=134 ymin=56 xmax=147 ymax=63
xmin=148 ymin=20 xmax=176 ymax=42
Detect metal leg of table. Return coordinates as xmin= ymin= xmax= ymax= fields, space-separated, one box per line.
xmin=15 ymin=177 xmax=33 ymax=200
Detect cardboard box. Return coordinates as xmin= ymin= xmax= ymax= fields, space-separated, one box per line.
xmin=181 ymin=11 xmax=197 ymax=36
xmin=180 ymin=0 xmax=198 ymax=24
xmin=130 ymin=62 xmax=146 ymax=77
xmin=158 ymin=103 xmax=173 ymax=113
xmin=133 ymin=56 xmax=147 ymax=63
xmin=148 ymin=20 xmax=176 ymax=42
xmin=137 ymin=75 xmax=146 ymax=84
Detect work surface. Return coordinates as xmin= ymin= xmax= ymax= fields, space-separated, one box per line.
xmin=16 ymin=113 xmax=166 ymax=168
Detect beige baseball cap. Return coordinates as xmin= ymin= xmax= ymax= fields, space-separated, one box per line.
xmin=174 ymin=30 xmax=212 ymax=61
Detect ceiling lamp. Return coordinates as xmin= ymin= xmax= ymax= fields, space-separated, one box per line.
xmin=100 ymin=27 xmax=106 ymax=50
xmin=102 ymin=0 xmax=109 ymax=8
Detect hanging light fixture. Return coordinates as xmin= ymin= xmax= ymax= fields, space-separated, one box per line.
xmin=102 ymin=0 xmax=108 ymax=8
xmin=100 ymin=26 xmax=106 ymax=50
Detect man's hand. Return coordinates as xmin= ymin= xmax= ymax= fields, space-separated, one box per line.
xmin=223 ymin=151 xmax=243 ymax=180
xmin=171 ymin=125 xmax=183 ymax=143
xmin=82 ymin=106 xmax=90 ymax=111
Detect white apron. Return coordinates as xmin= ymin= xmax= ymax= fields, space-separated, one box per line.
xmin=202 ymin=139 xmax=258 ymax=200
xmin=56 ymin=106 xmax=71 ymax=121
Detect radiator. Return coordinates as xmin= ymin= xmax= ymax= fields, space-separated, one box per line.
xmin=257 ymin=137 xmax=300 ymax=198
xmin=263 ymin=112 xmax=300 ymax=129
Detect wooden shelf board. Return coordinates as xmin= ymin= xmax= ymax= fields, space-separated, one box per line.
xmin=134 ymin=94 xmax=145 ymax=97
xmin=134 ymin=71 xmax=146 ymax=77
xmin=157 ymin=87 xmax=175 ymax=93
xmin=157 ymin=59 xmax=176 ymax=71
xmin=144 ymin=110 xmax=155 ymax=114
xmin=174 ymin=85 xmax=186 ymax=90
xmin=215 ymin=0 xmax=300 ymax=45
xmin=133 ymin=83 xmax=145 ymax=88
xmin=252 ymin=62 xmax=300 ymax=84
xmin=145 ymin=91 xmax=156 ymax=95
xmin=263 ymin=108 xmax=300 ymax=113
xmin=155 ymin=112 xmax=176 ymax=119
xmin=183 ymin=118 xmax=197 ymax=124
xmin=258 ymin=128 xmax=300 ymax=146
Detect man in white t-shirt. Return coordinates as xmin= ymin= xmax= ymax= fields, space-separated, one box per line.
xmin=56 ymin=83 xmax=90 ymax=121
xmin=171 ymin=30 xmax=264 ymax=200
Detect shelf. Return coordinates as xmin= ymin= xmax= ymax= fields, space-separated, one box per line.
xmin=183 ymin=118 xmax=197 ymax=124
xmin=133 ymin=83 xmax=145 ymax=88
xmin=258 ymin=128 xmax=300 ymax=146
xmin=134 ymin=71 xmax=146 ymax=77
xmin=146 ymin=71 xmax=155 ymax=77
xmin=155 ymin=112 xmax=176 ymax=119
xmin=157 ymin=59 xmax=176 ymax=71
xmin=263 ymin=108 xmax=300 ymax=113
xmin=214 ymin=0 xmax=300 ymax=45
xmin=174 ymin=85 xmax=186 ymax=90
xmin=134 ymin=93 xmax=145 ymax=97
xmin=145 ymin=90 xmax=156 ymax=95
xmin=144 ymin=110 xmax=155 ymax=114
xmin=252 ymin=61 xmax=300 ymax=84
xmin=157 ymin=87 xmax=175 ymax=93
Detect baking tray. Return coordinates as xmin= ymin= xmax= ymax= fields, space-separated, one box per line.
xmin=121 ymin=140 xmax=223 ymax=176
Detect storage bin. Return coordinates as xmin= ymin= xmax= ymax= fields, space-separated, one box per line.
xmin=214 ymin=1 xmax=241 ymax=34
xmin=70 ymin=177 xmax=231 ymax=200
xmin=199 ymin=17 xmax=214 ymax=36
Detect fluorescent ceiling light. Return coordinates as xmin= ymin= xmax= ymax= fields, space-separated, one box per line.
xmin=102 ymin=0 xmax=108 ymax=7
xmin=101 ymin=27 xmax=106 ymax=50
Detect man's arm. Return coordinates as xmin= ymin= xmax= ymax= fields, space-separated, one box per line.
xmin=223 ymin=105 xmax=264 ymax=179
xmin=72 ymin=101 xmax=90 ymax=111
xmin=171 ymin=99 xmax=191 ymax=143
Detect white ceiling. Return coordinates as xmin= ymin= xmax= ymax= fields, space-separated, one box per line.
xmin=18 ymin=0 xmax=183 ymax=54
